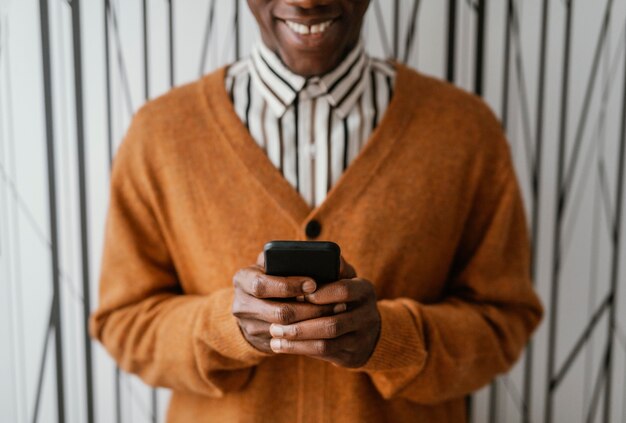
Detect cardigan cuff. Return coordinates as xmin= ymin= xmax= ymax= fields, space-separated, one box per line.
xmin=195 ymin=288 xmax=272 ymax=365
xmin=355 ymin=299 xmax=428 ymax=373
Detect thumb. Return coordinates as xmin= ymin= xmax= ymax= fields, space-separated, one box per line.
xmin=339 ymin=255 xmax=357 ymax=279
xmin=256 ymin=251 xmax=265 ymax=269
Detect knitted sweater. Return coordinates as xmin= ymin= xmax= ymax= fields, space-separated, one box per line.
xmin=89 ymin=63 xmax=544 ymax=422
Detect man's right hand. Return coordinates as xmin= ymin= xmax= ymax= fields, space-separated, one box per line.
xmin=231 ymin=255 xmax=343 ymax=354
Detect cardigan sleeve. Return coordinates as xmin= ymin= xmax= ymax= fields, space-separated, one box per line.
xmin=89 ymin=110 xmax=270 ymax=398
xmin=351 ymin=138 xmax=544 ymax=404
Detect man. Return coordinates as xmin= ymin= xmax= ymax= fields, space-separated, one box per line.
xmin=90 ymin=1 xmax=544 ymax=422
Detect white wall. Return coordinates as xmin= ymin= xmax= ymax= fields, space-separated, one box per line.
xmin=1 ymin=1 xmax=626 ymax=422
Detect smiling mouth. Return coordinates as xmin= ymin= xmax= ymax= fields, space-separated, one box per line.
xmin=284 ymin=19 xmax=334 ymax=36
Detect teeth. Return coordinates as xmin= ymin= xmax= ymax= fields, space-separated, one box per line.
xmin=285 ymin=19 xmax=333 ymax=36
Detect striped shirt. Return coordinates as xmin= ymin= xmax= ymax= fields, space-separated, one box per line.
xmin=225 ymin=39 xmax=396 ymax=208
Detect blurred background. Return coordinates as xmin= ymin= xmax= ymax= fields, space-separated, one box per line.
xmin=1 ymin=0 xmax=626 ymax=422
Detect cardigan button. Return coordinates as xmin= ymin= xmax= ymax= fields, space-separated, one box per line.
xmin=305 ymin=220 xmax=322 ymax=239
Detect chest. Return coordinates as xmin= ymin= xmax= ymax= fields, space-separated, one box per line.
xmin=155 ymin=131 xmax=472 ymax=305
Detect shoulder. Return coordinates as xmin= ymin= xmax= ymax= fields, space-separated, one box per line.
xmin=397 ymin=64 xmax=502 ymax=135
xmin=134 ymin=66 xmax=226 ymax=130
xmin=115 ymin=66 xmax=229 ymax=163
xmin=396 ymin=64 xmax=511 ymax=173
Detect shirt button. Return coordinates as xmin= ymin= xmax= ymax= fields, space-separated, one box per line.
xmin=305 ymin=220 xmax=322 ymax=239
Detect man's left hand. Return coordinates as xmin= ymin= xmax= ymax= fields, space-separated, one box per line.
xmin=268 ymin=277 xmax=381 ymax=368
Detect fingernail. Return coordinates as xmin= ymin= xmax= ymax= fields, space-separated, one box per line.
xmin=333 ymin=303 xmax=347 ymax=314
xmin=296 ymin=295 xmax=305 ymax=302
xmin=270 ymin=338 xmax=282 ymax=352
xmin=302 ymin=280 xmax=316 ymax=294
xmin=269 ymin=324 xmax=284 ymax=337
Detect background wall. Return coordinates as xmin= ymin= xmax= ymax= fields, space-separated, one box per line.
xmin=1 ymin=0 xmax=626 ymax=422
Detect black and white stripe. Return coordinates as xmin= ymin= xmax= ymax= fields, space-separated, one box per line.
xmin=225 ymin=40 xmax=396 ymax=208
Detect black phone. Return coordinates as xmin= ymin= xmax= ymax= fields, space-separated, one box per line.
xmin=263 ymin=240 xmax=340 ymax=285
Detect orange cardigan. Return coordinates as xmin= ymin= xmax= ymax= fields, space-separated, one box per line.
xmin=90 ymin=63 xmax=543 ymax=422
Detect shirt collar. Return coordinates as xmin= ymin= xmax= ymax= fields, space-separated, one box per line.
xmin=250 ymin=39 xmax=369 ymax=119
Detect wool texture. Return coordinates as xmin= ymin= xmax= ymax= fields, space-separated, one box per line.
xmin=90 ymin=63 xmax=544 ymax=423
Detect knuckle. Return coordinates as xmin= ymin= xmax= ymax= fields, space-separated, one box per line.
xmin=314 ymin=340 xmax=330 ymax=355
xmin=324 ymin=320 xmax=340 ymax=338
xmin=250 ymin=275 xmax=266 ymax=297
xmin=274 ymin=280 xmax=290 ymax=297
xmin=231 ymin=301 xmax=243 ymax=317
xmin=232 ymin=308 xmax=241 ymax=318
xmin=360 ymin=280 xmax=374 ymax=296
xmin=232 ymin=269 xmax=244 ymax=287
xmin=336 ymin=284 xmax=351 ymax=302
xmin=274 ymin=304 xmax=294 ymax=324
xmin=290 ymin=324 xmax=301 ymax=338
xmin=248 ymin=323 xmax=267 ymax=337
xmin=238 ymin=322 xmax=251 ymax=336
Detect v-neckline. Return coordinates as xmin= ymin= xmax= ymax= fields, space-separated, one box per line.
xmin=200 ymin=61 xmax=416 ymax=233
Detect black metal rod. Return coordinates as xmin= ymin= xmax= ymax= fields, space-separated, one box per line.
xmin=545 ymin=1 xmax=574 ymax=422
xmin=446 ymin=0 xmax=457 ymax=82
xmin=474 ymin=0 xmax=487 ymax=96
xmin=587 ymin=346 xmax=609 ymax=423
xmin=486 ymin=3 xmax=512 ymax=420
xmin=602 ymin=17 xmax=626 ymax=422
xmin=103 ymin=2 xmax=121 ymax=421
xmin=108 ymin=1 xmax=134 ymax=117
xmin=198 ymin=0 xmax=215 ymax=77
xmin=511 ymin=1 xmax=537 ymax=188
xmin=487 ymin=3 xmax=512 ymax=418
xmin=38 ymin=0 xmax=66 ymax=420
xmin=402 ymin=0 xmax=421 ymax=64
xmin=115 ymin=367 xmax=122 ymax=423
xmin=500 ymin=0 xmax=512 ymax=130
xmin=30 ymin=302 xmax=54 ymax=423
xmin=144 ymin=2 xmax=158 ymax=417
xmin=235 ymin=0 xmax=240 ymax=60
xmin=104 ymin=0 xmax=113 ymax=168
xmin=168 ymin=0 xmax=174 ymax=87
xmin=393 ymin=0 xmax=399 ymax=59
xmin=488 ymin=379 xmax=498 ymax=423
xmin=561 ymin=0 xmax=615 ymax=201
xmin=551 ymin=293 xmax=612 ymax=388
xmin=143 ymin=0 xmax=149 ymax=100
xmin=372 ymin=0 xmax=391 ymax=59
xmin=152 ymin=389 xmax=158 ymax=423
xmin=70 ymin=0 xmax=95 ymax=421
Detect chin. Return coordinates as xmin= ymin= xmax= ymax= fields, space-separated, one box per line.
xmin=281 ymin=54 xmax=337 ymax=77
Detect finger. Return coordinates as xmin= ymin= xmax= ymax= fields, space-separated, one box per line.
xmin=233 ymin=266 xmax=317 ymax=298
xmin=245 ymin=334 xmax=273 ymax=354
xmin=304 ymin=278 xmax=372 ymax=305
xmin=269 ymin=332 xmax=357 ymax=357
xmin=270 ymin=338 xmax=337 ymax=356
xmin=269 ymin=309 xmax=356 ymax=340
xmin=233 ymin=297 xmax=342 ymax=325
xmin=256 ymin=251 xmax=265 ymax=268
xmin=238 ymin=318 xmax=271 ymax=338
xmin=339 ymin=256 xmax=357 ymax=279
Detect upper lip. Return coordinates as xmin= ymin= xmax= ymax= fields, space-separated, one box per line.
xmin=276 ymin=16 xmax=339 ymax=25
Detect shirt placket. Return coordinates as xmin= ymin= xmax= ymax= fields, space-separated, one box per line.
xmin=300 ymin=82 xmax=324 ymax=208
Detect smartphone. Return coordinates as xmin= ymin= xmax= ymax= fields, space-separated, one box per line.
xmin=263 ymin=240 xmax=340 ymax=285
